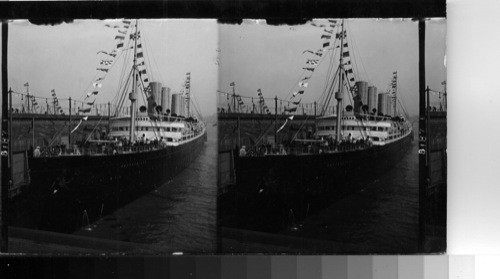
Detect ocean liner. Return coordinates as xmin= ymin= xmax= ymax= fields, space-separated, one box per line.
xmin=10 ymin=20 xmax=207 ymax=233
xmin=222 ymin=20 xmax=413 ymax=232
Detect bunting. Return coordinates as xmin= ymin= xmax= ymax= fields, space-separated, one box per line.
xmin=321 ymin=34 xmax=331 ymax=39
xmin=285 ymin=107 xmax=298 ymax=113
xmin=130 ymin=32 xmax=141 ymax=40
xmin=97 ymin=68 xmax=109 ymax=72
xmin=71 ymin=120 xmax=83 ymax=134
xmin=299 ymin=81 xmax=308 ymax=88
xmin=276 ymin=119 xmax=288 ymax=133
xmin=306 ymin=59 xmax=318 ymax=66
xmin=336 ymin=30 xmax=347 ymax=39
xmin=100 ymin=60 xmax=113 ymax=66
xmin=303 ymin=67 xmax=315 ymax=72
xmin=79 ymin=107 xmax=92 ymax=113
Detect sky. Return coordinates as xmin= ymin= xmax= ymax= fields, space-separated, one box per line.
xmin=7 ymin=19 xmax=218 ymax=117
xmin=218 ymin=19 xmax=446 ymax=117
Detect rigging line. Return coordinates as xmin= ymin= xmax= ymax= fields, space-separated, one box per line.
xmin=113 ymin=36 xmax=134 ymax=105
xmin=84 ymin=116 xmax=106 ymax=144
xmin=291 ymin=115 xmax=310 ymax=142
xmin=140 ymin=34 xmax=155 ymax=83
xmin=346 ymin=21 xmax=370 ymax=84
xmin=252 ymin=120 xmax=279 ymax=148
xmin=141 ymin=22 xmax=165 ymax=84
xmin=397 ymin=98 xmax=409 ymax=119
xmin=190 ymin=93 xmax=204 ymax=120
xmin=115 ymin=68 xmax=134 ymax=116
xmin=321 ymin=36 xmax=339 ymax=99
xmin=112 ymin=27 xmax=136 ymax=106
xmin=115 ymin=67 xmax=133 ymax=114
xmin=317 ymin=37 xmax=340 ymax=109
xmin=321 ymin=66 xmax=340 ymax=115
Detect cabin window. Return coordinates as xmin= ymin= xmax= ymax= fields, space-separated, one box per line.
xmin=157 ymin=128 xmax=161 ymax=131
xmin=167 ymin=137 xmax=173 ymax=142
xmin=119 ymin=127 xmax=124 ymax=131
xmin=145 ymin=127 xmax=149 ymax=131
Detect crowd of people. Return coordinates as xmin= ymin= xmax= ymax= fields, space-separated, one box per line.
xmin=238 ymin=133 xmax=373 ymax=157
xmin=30 ymin=133 xmax=174 ymax=158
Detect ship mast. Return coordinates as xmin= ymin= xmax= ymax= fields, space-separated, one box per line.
xmin=393 ymin=71 xmax=398 ymax=116
xmin=334 ymin=19 xmax=345 ymax=141
xmin=186 ymin=73 xmax=191 ymax=117
xmin=129 ymin=20 xmax=138 ymax=142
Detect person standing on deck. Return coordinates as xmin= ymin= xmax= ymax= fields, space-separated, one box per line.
xmin=239 ymin=146 xmax=247 ymax=157
xmin=34 ymin=146 xmax=41 ymax=157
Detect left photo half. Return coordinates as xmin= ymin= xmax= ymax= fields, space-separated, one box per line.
xmin=0 ymin=19 xmax=218 ymax=254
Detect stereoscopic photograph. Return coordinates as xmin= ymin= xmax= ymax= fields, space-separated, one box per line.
xmin=0 ymin=17 xmax=446 ymax=255
xmin=217 ymin=19 xmax=446 ymax=253
xmin=1 ymin=19 xmax=218 ymax=254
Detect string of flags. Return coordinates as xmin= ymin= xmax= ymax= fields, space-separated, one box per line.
xmin=257 ymin=89 xmax=271 ymax=114
xmin=77 ymin=19 xmax=148 ymax=133
xmin=391 ymin=71 xmax=397 ymax=94
xmin=278 ymin=19 xmax=358 ymax=133
xmin=51 ymin=89 xmax=64 ymax=114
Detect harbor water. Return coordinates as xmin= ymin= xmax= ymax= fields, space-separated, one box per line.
xmin=74 ymin=125 xmax=217 ymax=253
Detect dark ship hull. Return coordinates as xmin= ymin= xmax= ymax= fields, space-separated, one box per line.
xmin=220 ymin=132 xmax=413 ymax=233
xmin=9 ymin=132 xmax=207 ymax=233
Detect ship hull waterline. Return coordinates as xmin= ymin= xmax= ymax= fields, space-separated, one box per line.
xmin=220 ymin=132 xmax=413 ymax=233
xmin=9 ymin=131 xmax=207 ymax=234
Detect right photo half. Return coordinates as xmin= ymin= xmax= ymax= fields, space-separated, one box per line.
xmin=217 ymin=19 xmax=446 ymax=254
